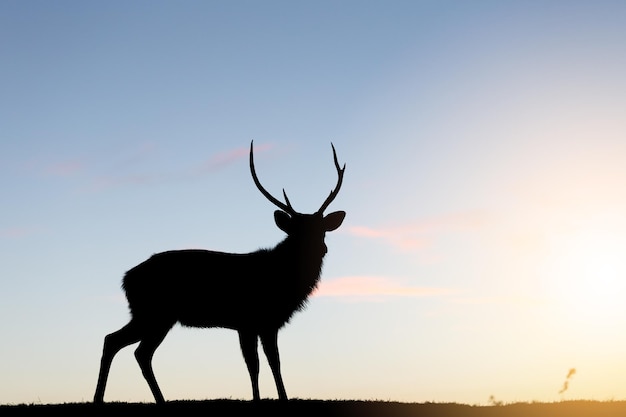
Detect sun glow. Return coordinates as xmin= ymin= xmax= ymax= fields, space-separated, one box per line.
xmin=541 ymin=220 xmax=626 ymax=328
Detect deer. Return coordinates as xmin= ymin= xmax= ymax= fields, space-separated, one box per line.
xmin=94 ymin=141 xmax=346 ymax=404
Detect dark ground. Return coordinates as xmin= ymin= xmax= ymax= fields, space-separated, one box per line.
xmin=2 ymin=399 xmax=625 ymax=417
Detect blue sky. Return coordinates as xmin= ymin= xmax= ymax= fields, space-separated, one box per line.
xmin=2 ymin=0 xmax=626 ymax=404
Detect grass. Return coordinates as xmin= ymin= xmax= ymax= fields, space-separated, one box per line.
xmin=2 ymin=399 xmax=626 ymax=417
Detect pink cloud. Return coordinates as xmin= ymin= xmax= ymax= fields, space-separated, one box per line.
xmin=346 ymin=210 xmax=487 ymax=252
xmin=0 ymin=227 xmax=36 ymax=238
xmin=45 ymin=159 xmax=84 ymax=176
xmin=84 ymin=173 xmax=160 ymax=192
xmin=73 ymin=142 xmax=276 ymax=193
xmin=347 ymin=225 xmax=432 ymax=251
xmin=21 ymin=157 xmax=84 ymax=177
xmin=108 ymin=141 xmax=158 ymax=170
xmin=199 ymin=142 xmax=273 ymax=173
xmin=448 ymin=295 xmax=546 ymax=306
xmin=314 ymin=276 xmax=452 ymax=300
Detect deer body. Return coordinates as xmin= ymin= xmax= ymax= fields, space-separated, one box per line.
xmin=123 ymin=233 xmax=328 ymax=330
xmin=94 ymin=143 xmax=345 ymax=404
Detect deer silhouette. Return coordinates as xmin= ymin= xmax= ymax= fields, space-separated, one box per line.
xmin=94 ymin=141 xmax=346 ymax=404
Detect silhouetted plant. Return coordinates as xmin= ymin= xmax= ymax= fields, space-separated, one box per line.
xmin=559 ymin=368 xmax=577 ymax=395
xmin=488 ymin=395 xmax=503 ymax=406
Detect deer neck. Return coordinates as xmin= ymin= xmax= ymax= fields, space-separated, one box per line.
xmin=273 ymin=236 xmax=325 ymax=288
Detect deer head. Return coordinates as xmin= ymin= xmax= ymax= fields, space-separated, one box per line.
xmin=249 ymin=141 xmax=346 ymax=258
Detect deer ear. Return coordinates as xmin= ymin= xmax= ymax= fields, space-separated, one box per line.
xmin=274 ymin=210 xmax=292 ymax=233
xmin=323 ymin=211 xmax=345 ymax=232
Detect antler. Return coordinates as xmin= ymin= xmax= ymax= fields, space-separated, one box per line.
xmin=317 ymin=143 xmax=346 ymax=214
xmin=250 ymin=141 xmax=297 ymax=215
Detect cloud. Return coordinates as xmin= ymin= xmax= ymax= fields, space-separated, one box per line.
xmin=19 ymin=142 xmax=277 ymax=193
xmin=80 ymin=141 xmax=164 ymax=191
xmin=347 ymin=225 xmax=432 ymax=251
xmin=76 ymin=143 xmax=276 ymax=192
xmin=447 ymin=295 xmax=546 ymax=306
xmin=21 ymin=157 xmax=84 ymax=178
xmin=346 ymin=211 xmax=487 ymax=253
xmin=197 ymin=142 xmax=274 ymax=174
xmin=45 ymin=159 xmax=84 ymax=177
xmin=92 ymin=143 xmax=277 ymax=191
xmin=85 ymin=173 xmax=162 ymax=192
xmin=109 ymin=141 xmax=158 ymax=170
xmin=314 ymin=275 xmax=452 ymax=301
xmin=0 ymin=227 xmax=36 ymax=239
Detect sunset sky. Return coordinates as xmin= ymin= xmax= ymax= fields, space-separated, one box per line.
xmin=2 ymin=1 xmax=626 ymax=405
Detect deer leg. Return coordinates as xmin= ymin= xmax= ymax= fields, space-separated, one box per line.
xmin=260 ymin=329 xmax=288 ymax=401
xmin=134 ymin=326 xmax=170 ymax=404
xmin=94 ymin=321 xmax=142 ymax=403
xmin=238 ymin=330 xmax=260 ymax=401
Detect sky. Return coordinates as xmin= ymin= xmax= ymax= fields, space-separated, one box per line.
xmin=1 ymin=0 xmax=626 ymax=405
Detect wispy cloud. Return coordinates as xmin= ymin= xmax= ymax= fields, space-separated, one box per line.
xmin=20 ymin=142 xmax=277 ymax=193
xmin=447 ymin=295 xmax=546 ymax=306
xmin=197 ymin=143 xmax=273 ymax=173
xmin=81 ymin=143 xmax=275 ymax=192
xmin=21 ymin=156 xmax=85 ymax=178
xmin=80 ymin=141 xmax=164 ymax=192
xmin=314 ymin=275 xmax=452 ymax=301
xmin=0 ymin=227 xmax=36 ymax=239
xmin=346 ymin=211 xmax=487 ymax=254
xmin=347 ymin=225 xmax=432 ymax=251
xmin=108 ymin=141 xmax=158 ymax=170
xmin=45 ymin=159 xmax=84 ymax=177
xmin=85 ymin=173 xmax=162 ymax=192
